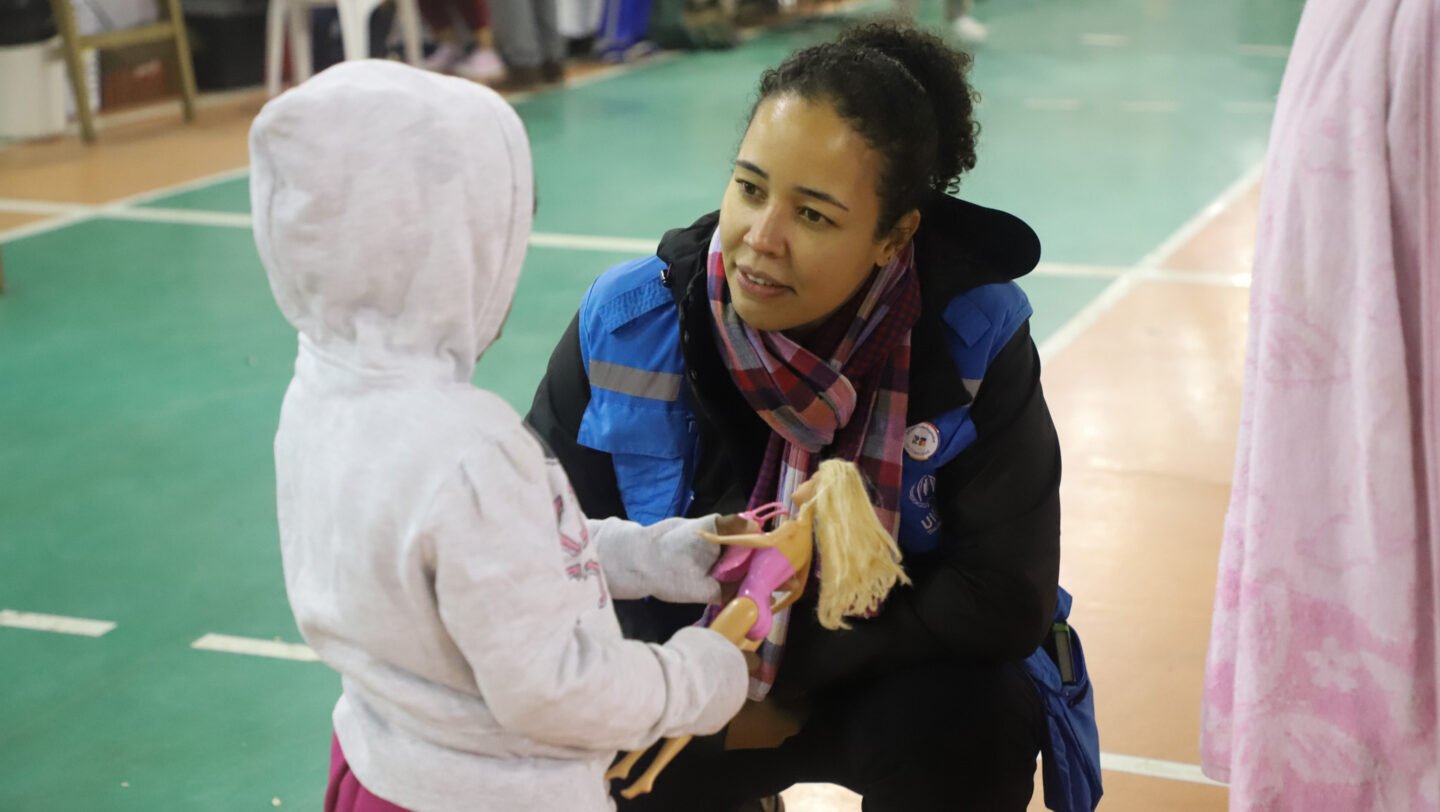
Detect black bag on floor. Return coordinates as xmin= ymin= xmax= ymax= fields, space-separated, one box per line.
xmin=649 ymin=0 xmax=736 ymax=50
xmin=0 ymin=0 xmax=56 ymax=46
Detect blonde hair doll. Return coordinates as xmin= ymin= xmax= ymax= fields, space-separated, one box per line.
xmin=610 ymin=459 xmax=910 ymax=798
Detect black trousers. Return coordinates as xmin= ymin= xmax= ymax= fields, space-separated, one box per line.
xmin=612 ymin=648 xmax=1044 ymax=811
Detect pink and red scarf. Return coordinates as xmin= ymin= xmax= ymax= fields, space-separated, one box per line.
xmin=705 ymin=228 xmax=920 ymax=699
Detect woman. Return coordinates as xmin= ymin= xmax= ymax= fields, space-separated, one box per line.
xmin=529 ymin=22 xmax=1094 ymax=811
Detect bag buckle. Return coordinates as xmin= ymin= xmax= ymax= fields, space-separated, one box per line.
xmin=1052 ymin=622 xmax=1077 ymax=686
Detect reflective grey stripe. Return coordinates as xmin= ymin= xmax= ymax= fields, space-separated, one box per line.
xmin=963 ymin=378 xmax=983 ymax=398
xmin=589 ymin=360 xmax=682 ymax=401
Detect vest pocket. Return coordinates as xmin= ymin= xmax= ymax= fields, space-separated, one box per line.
xmin=579 ymin=390 xmax=696 ymax=525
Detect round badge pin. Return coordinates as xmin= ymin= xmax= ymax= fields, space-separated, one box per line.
xmin=905 ymin=422 xmax=941 ymax=460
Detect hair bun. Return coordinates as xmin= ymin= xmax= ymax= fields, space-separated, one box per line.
xmin=836 ymin=22 xmax=979 ymax=194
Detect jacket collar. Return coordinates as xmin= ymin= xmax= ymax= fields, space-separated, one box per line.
xmin=655 ymin=194 xmax=1041 ymax=420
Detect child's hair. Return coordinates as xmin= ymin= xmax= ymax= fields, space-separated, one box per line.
xmin=805 ymin=459 xmax=911 ymax=630
xmin=748 ymin=21 xmax=980 ymax=237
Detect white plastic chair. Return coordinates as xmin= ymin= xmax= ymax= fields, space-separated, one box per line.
xmin=266 ymin=0 xmax=423 ymax=96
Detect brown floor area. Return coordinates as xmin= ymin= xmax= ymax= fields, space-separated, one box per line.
xmin=0 ymin=212 xmax=51 ymax=235
xmin=0 ymin=95 xmax=261 ymax=205
xmin=784 ymin=768 xmax=1227 ymax=811
xmin=0 ymin=61 xmax=621 ymax=207
xmin=1156 ymin=180 xmax=1262 ymax=275
xmin=1064 ymin=772 xmax=1226 ymax=812
xmin=1045 ymin=281 xmax=1249 ymax=767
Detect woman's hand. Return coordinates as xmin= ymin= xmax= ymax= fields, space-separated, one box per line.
xmin=702 ymin=514 xmax=763 ymax=601
xmin=699 ymin=514 xmax=775 ymax=550
xmin=714 ymin=512 xmax=762 ymax=538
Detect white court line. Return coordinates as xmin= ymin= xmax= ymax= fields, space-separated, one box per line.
xmin=0 ymin=167 xmax=252 ymax=243
xmin=1222 ymin=100 xmax=1276 ymax=114
xmin=7 ymin=205 xmax=671 ymax=252
xmin=191 ymin=633 xmax=319 ymax=662
xmin=188 ymin=631 xmax=1227 ymax=788
xmin=1039 ymin=160 xmax=1264 ymax=362
xmin=1137 ymin=161 xmax=1264 ymax=269
xmin=1033 ymin=264 xmax=1249 ymax=288
xmin=1081 ymin=33 xmax=1129 ymax=48
xmin=1037 ymin=272 xmax=1145 ymax=362
xmin=184 ymin=628 xmax=1229 ymax=790
xmin=0 ymin=203 xmax=253 ymax=242
xmin=0 ymin=609 xmax=116 ymax=637
xmin=1237 ymin=43 xmax=1290 ymax=58
xmin=101 ymin=207 xmax=253 ymax=229
xmin=186 ymin=627 xmax=1230 ymax=790
xmin=1022 ymin=751 xmax=1226 ymax=787
xmin=1062 ymin=266 xmax=1251 ymax=288
xmin=528 ymin=232 xmax=655 ymax=254
xmin=1024 ymin=98 xmax=1084 ymax=112
xmin=0 ymin=211 xmax=92 ymax=243
xmin=1101 ymin=753 xmax=1226 ymax=787
xmin=0 ymin=198 xmax=88 ymax=217
xmin=1033 ymin=262 xmax=1122 ymax=279
xmin=0 ymin=195 xmax=1253 ymax=292
xmin=1023 ymin=99 xmax=1274 ymax=116
xmin=111 ymin=165 xmax=252 ymax=209
xmin=0 ymin=198 xmax=93 ymax=244
xmin=1139 ymin=267 xmax=1250 ymax=288
xmin=1120 ymin=100 xmax=1180 ymax=114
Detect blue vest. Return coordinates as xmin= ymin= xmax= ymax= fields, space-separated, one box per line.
xmin=576 ymin=255 xmax=1031 ymax=549
xmin=577 ymin=255 xmax=1102 ymax=811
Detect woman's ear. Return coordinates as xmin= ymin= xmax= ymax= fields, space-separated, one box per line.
xmin=877 ymin=209 xmax=922 ymax=266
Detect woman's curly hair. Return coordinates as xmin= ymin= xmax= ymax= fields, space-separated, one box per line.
xmin=751 ymin=22 xmax=981 ymax=236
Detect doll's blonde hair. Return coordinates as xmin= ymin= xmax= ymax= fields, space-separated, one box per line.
xmin=803 ymin=459 xmax=911 ymax=630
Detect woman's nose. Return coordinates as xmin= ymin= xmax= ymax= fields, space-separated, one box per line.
xmin=744 ymin=203 xmax=786 ymax=257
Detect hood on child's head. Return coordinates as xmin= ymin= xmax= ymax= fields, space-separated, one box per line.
xmin=249 ymin=60 xmax=533 ymax=381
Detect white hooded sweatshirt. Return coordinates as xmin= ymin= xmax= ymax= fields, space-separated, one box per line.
xmin=250 ymin=61 xmax=747 ymax=812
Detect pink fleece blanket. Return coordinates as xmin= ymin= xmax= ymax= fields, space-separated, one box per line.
xmin=1201 ymin=0 xmax=1440 ymax=808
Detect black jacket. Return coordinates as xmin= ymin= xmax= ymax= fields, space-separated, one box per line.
xmin=527 ymin=193 xmax=1061 ymax=696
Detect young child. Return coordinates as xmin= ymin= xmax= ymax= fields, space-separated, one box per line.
xmin=249 ymin=60 xmax=749 ymax=812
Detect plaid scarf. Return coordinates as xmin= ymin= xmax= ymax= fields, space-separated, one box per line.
xmin=705 ymin=228 xmax=921 ymax=700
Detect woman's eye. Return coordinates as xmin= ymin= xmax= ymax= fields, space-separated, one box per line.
xmin=737 ymin=179 xmax=761 ymax=197
xmin=799 ymin=207 xmax=828 ymax=225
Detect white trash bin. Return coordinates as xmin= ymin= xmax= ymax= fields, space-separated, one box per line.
xmin=0 ymin=37 xmax=69 ymax=140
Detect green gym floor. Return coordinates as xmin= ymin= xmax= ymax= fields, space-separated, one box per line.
xmin=0 ymin=1 xmax=1301 ymax=808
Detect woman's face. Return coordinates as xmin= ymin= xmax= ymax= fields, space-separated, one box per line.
xmin=718 ymin=94 xmax=917 ymax=335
